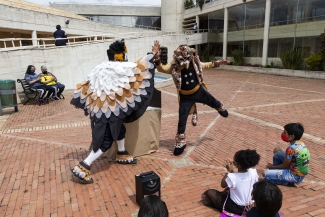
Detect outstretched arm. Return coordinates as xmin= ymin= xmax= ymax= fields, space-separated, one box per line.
xmin=201 ymin=59 xmax=230 ymax=69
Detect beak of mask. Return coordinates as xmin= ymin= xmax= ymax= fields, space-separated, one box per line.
xmin=184 ymin=61 xmax=190 ymax=69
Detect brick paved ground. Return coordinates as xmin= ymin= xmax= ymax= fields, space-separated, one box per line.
xmin=1 ymin=69 xmax=325 ymax=217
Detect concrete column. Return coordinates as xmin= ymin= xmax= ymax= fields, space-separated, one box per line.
xmin=196 ymin=15 xmax=199 ymax=32
xmin=161 ymin=0 xmax=184 ymax=32
xmin=262 ymin=0 xmax=271 ymax=66
xmin=31 ymin=30 xmax=37 ymax=46
xmin=223 ymin=7 xmax=228 ymax=60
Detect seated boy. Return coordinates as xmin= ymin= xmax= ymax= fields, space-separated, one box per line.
xmin=263 ymin=123 xmax=310 ymax=187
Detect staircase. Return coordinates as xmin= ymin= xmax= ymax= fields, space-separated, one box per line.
xmin=182 ymin=16 xmax=196 ymax=31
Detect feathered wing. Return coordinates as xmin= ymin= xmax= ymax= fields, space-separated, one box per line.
xmin=71 ymin=53 xmax=155 ymax=125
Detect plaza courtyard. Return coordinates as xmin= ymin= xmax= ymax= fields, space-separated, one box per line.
xmin=0 ymin=69 xmax=325 ymax=217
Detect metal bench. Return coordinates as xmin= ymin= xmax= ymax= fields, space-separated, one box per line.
xmin=17 ymin=79 xmax=43 ymax=106
xmin=17 ymin=79 xmax=65 ymax=106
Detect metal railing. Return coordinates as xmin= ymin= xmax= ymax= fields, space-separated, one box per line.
xmin=0 ymin=30 xmax=214 ymax=51
xmin=0 ymin=31 xmax=173 ymax=50
xmin=270 ymin=14 xmax=325 ymax=26
xmin=227 ymin=14 xmax=325 ymax=32
xmin=85 ymin=17 xmax=161 ymax=31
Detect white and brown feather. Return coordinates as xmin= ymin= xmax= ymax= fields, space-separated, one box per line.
xmin=72 ymin=55 xmax=154 ymax=118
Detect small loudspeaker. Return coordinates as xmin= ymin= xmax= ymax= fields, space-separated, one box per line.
xmin=135 ymin=171 xmax=161 ymax=205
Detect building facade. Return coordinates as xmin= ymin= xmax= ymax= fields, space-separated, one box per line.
xmin=183 ymin=0 xmax=325 ymax=65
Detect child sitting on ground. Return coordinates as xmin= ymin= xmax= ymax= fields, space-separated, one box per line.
xmin=202 ymin=149 xmax=260 ymax=216
xmin=263 ymin=123 xmax=310 ymax=187
xmin=246 ymin=179 xmax=284 ymax=217
xmin=138 ymin=195 xmax=169 ymax=217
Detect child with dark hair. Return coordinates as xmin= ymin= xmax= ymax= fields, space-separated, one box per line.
xmin=246 ymin=180 xmax=284 ymax=217
xmin=138 ymin=195 xmax=169 ymax=217
xmin=202 ymin=149 xmax=260 ymax=216
xmin=263 ymin=123 xmax=310 ymax=187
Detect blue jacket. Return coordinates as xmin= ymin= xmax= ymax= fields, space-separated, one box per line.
xmin=53 ymin=29 xmax=67 ymax=46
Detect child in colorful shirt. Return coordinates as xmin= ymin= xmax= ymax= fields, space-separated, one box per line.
xmin=263 ymin=123 xmax=310 ymax=186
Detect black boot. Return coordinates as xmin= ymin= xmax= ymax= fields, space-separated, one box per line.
xmin=174 ymin=134 xmax=186 ymax=156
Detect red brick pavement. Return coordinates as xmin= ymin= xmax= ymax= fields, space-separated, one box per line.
xmin=1 ymin=69 xmax=325 ymax=217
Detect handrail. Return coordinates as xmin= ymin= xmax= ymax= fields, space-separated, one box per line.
xmin=0 ymin=30 xmax=213 ymax=51
xmin=85 ymin=16 xmax=161 ymax=31
xmin=227 ymin=14 xmax=325 ymax=32
xmin=270 ymin=14 xmax=325 ymax=26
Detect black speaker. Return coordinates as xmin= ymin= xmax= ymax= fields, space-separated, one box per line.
xmin=135 ymin=171 xmax=161 ymax=205
xmin=160 ymin=47 xmax=168 ymax=65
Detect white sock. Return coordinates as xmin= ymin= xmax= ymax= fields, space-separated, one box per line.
xmin=117 ymin=139 xmax=125 ymax=152
xmin=84 ymin=149 xmax=103 ymax=166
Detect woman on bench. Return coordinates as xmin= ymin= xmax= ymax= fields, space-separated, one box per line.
xmin=24 ymin=65 xmax=55 ymax=105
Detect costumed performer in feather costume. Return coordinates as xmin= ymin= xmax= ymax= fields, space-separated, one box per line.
xmin=70 ymin=39 xmax=161 ymax=184
xmin=155 ymin=45 xmax=229 ymax=156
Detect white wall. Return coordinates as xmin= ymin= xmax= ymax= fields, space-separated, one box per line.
xmin=1 ymin=34 xmax=204 ymax=92
xmin=50 ymin=3 xmax=161 ymax=17
xmin=0 ymin=4 xmax=157 ymax=37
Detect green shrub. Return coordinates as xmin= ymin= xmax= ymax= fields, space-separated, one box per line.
xmin=201 ymin=49 xmax=214 ymax=62
xmin=184 ymin=0 xmax=194 ymax=9
xmin=280 ymin=48 xmax=304 ymax=70
xmin=197 ymin=0 xmax=205 ymax=10
xmin=230 ymin=49 xmax=249 ymax=66
xmin=305 ymin=53 xmax=323 ymax=71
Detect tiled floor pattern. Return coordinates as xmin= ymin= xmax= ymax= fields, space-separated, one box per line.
xmin=0 ymin=69 xmax=325 ymax=217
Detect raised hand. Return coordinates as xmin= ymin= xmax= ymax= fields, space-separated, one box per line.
xmin=152 ymin=40 xmax=161 ymax=59
xmin=219 ymin=59 xmax=230 ymax=65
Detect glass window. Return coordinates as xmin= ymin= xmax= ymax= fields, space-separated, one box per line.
xmin=311 ymin=1 xmax=325 ymax=20
xmin=208 ymin=10 xmax=224 ymax=33
xmin=87 ymin=15 xmax=161 ymax=29
xmin=227 ymin=0 xmax=266 ymax=58
xmin=292 ymin=4 xmax=305 ymax=23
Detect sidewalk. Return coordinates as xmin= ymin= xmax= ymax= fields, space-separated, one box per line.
xmin=0 ymin=69 xmax=325 ymax=217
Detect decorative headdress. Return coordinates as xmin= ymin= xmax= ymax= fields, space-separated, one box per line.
xmin=173 ymin=45 xmax=196 ymax=69
xmin=171 ymin=45 xmax=203 ymax=90
xmin=107 ymin=39 xmax=128 ymax=62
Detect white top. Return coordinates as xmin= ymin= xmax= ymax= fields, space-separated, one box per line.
xmin=225 ymin=168 xmax=259 ymax=206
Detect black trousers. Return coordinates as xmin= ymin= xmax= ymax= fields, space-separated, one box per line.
xmin=178 ymin=86 xmax=222 ymax=134
xmin=36 ymin=85 xmax=55 ymax=99
xmin=91 ymin=119 xmax=126 ymax=152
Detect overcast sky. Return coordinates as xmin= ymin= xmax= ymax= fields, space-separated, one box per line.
xmin=25 ymin=0 xmax=161 ymax=6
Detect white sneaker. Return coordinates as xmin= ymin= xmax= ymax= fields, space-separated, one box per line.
xmin=52 ymin=96 xmax=60 ymax=100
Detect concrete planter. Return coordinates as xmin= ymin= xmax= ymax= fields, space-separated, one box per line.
xmin=154 ymin=72 xmax=173 ymax=88
xmin=218 ymin=65 xmax=325 ymax=80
